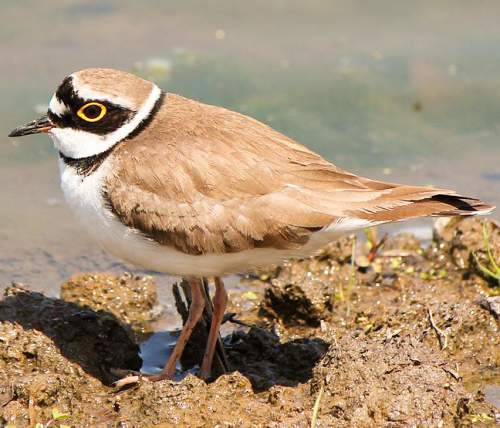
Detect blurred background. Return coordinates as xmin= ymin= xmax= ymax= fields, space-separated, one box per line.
xmin=1 ymin=0 xmax=499 ymax=293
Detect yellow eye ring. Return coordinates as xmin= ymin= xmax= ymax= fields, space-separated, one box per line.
xmin=77 ymin=102 xmax=107 ymax=122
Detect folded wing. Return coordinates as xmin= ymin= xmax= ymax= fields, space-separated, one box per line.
xmin=104 ymin=94 xmax=494 ymax=255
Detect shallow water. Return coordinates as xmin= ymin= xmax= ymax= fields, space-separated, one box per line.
xmin=484 ymin=384 xmax=500 ymax=409
xmin=1 ymin=1 xmax=499 ymax=299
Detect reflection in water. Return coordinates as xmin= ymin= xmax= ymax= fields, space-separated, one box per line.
xmin=139 ymin=331 xmax=179 ymax=377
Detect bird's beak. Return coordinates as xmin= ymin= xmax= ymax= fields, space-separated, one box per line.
xmin=8 ymin=115 xmax=54 ymax=137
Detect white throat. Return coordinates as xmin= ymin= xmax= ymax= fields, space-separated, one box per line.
xmin=48 ymin=84 xmax=161 ymax=159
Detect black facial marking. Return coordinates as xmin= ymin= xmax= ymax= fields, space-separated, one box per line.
xmin=59 ymin=147 xmax=114 ymax=176
xmin=58 ymin=87 xmax=165 ymax=177
xmin=48 ymin=76 xmax=134 ymax=135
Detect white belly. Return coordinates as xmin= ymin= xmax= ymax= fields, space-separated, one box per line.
xmin=59 ymin=159 xmax=372 ymax=277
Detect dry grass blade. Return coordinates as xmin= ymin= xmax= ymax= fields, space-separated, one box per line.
xmin=310 ymin=383 xmax=324 ymax=428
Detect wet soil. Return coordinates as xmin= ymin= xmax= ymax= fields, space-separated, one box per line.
xmin=0 ymin=218 xmax=498 ymax=427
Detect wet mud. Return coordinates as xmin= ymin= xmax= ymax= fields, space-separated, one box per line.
xmin=0 ymin=218 xmax=498 ymax=427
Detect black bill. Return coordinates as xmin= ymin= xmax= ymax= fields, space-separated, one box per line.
xmin=8 ymin=115 xmax=54 ymax=137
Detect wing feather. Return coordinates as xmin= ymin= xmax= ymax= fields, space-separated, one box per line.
xmin=103 ymin=94 xmax=494 ymax=255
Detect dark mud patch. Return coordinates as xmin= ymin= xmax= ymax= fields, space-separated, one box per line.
xmin=1 ymin=218 xmax=499 ymax=427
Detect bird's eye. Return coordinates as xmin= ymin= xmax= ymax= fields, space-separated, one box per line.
xmin=77 ymin=102 xmax=107 ymax=122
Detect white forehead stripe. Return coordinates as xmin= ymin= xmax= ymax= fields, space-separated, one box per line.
xmin=49 ymin=84 xmax=162 ymax=159
xmin=70 ymin=73 xmax=136 ymax=109
xmin=49 ymin=94 xmax=69 ymax=116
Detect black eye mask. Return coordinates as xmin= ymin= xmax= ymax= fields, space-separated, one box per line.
xmin=47 ymin=76 xmax=135 ymax=135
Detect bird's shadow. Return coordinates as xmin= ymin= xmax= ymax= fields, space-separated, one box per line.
xmin=223 ymin=327 xmax=329 ymax=392
xmin=0 ymin=285 xmax=141 ymax=385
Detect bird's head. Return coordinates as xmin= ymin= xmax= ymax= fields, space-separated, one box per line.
xmin=9 ymin=68 xmax=162 ymax=159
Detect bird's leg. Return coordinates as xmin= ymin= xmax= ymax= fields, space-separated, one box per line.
xmin=200 ymin=276 xmax=228 ymax=380
xmin=114 ymin=277 xmax=205 ymax=388
xmin=198 ymin=278 xmax=229 ymax=376
xmin=152 ymin=277 xmax=206 ymax=381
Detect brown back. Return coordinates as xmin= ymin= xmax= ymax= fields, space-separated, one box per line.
xmin=104 ymin=94 xmax=493 ymax=255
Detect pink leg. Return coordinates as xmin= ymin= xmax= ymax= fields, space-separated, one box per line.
xmin=114 ymin=277 xmax=206 ymax=387
xmin=200 ymin=277 xmax=228 ymax=380
xmin=151 ymin=277 xmax=205 ymax=381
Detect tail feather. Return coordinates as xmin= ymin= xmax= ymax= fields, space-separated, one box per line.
xmin=349 ymin=189 xmax=495 ymax=222
xmin=425 ymin=194 xmax=494 ymax=216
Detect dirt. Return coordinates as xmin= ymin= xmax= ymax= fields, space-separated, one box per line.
xmin=60 ymin=272 xmax=164 ymax=338
xmin=0 ymin=217 xmax=498 ymax=427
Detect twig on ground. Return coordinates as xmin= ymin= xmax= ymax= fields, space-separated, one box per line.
xmin=442 ymin=365 xmax=461 ymax=381
xmin=427 ymin=308 xmax=448 ymax=350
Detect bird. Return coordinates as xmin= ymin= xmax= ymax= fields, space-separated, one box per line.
xmin=9 ymin=68 xmax=494 ymax=385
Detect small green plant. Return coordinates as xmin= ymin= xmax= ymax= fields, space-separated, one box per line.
xmin=4 ymin=407 xmax=70 ymax=428
xmin=30 ymin=407 xmax=71 ymax=428
xmin=473 ymin=223 xmax=500 ymax=284
xmin=469 ymin=413 xmax=494 ymax=423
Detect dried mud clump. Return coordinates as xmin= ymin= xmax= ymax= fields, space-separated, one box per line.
xmin=0 ymin=285 xmax=141 ymax=385
xmin=0 ymin=322 xmax=112 ymax=426
xmin=311 ymin=334 xmax=472 ymax=427
xmin=61 ymin=272 xmax=164 ymax=334
xmin=261 ymin=235 xmax=355 ymax=326
xmin=434 ymin=217 xmax=500 ymax=283
xmin=114 ymin=373 xmax=274 ymax=426
xmin=0 ymin=285 xmax=141 ymax=426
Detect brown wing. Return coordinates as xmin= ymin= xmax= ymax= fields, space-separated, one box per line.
xmin=103 ymin=94 xmax=493 ymax=255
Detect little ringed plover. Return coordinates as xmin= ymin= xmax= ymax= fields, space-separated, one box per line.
xmin=9 ymin=68 xmax=495 ymax=384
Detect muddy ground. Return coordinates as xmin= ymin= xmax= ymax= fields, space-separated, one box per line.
xmin=0 ymin=218 xmax=498 ymax=427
